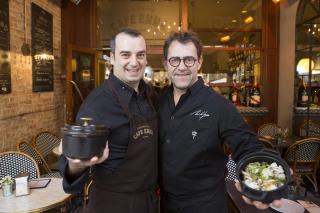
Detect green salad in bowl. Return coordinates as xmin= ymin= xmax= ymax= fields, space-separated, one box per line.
xmin=242 ymin=162 xmax=286 ymax=191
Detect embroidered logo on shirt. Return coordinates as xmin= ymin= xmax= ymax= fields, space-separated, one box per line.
xmin=192 ymin=131 xmax=198 ymax=140
xmin=133 ymin=125 xmax=154 ymax=140
xmin=190 ymin=110 xmax=210 ymax=120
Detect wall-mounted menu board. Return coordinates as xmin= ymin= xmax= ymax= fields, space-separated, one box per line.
xmin=0 ymin=51 xmax=11 ymax=94
xmin=0 ymin=0 xmax=11 ymax=94
xmin=0 ymin=0 xmax=10 ymax=51
xmin=31 ymin=3 xmax=53 ymax=92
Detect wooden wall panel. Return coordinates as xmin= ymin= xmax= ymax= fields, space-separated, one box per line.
xmin=261 ymin=0 xmax=280 ymax=122
xmin=61 ymin=0 xmax=97 ymax=123
xmin=61 ymin=0 xmax=97 ymax=75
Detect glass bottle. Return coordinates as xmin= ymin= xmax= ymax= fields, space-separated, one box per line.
xmin=297 ymin=80 xmax=308 ymax=107
xmin=229 ymin=80 xmax=240 ymax=105
xmin=249 ymin=83 xmax=261 ymax=107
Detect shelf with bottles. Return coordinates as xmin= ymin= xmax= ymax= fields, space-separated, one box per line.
xmin=209 ymin=82 xmax=252 ymax=87
xmin=213 ymin=80 xmax=261 ymax=108
xmin=228 ymin=50 xmax=259 ymax=86
xmin=294 ymin=106 xmax=320 ymax=116
xmin=296 ymin=74 xmax=320 ymax=100
xmin=237 ymin=106 xmax=269 ymax=116
xmin=296 ymin=79 xmax=320 ymax=116
xmin=297 ymin=72 xmax=320 ymax=84
xmin=228 ymin=50 xmax=258 ymax=65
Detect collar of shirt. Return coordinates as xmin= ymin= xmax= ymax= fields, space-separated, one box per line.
xmin=107 ymin=73 xmax=147 ymax=107
xmin=168 ymin=77 xmax=205 ymax=112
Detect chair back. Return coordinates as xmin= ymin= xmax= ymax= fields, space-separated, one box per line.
xmin=258 ymin=137 xmax=276 ymax=150
xmin=285 ymin=138 xmax=320 ymax=163
xmin=299 ymin=121 xmax=320 ymax=138
xmin=84 ymin=179 xmax=93 ymax=207
xmin=17 ymin=141 xmax=51 ymax=173
xmin=225 ymin=158 xmax=237 ymax=181
xmin=0 ymin=151 xmax=40 ymax=180
xmin=34 ymin=131 xmax=61 ymax=157
xmin=285 ymin=138 xmax=320 ymax=192
xmin=257 ymin=123 xmax=279 ymax=138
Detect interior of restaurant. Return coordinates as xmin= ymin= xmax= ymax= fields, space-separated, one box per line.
xmin=1 ymin=0 xmax=320 ymax=212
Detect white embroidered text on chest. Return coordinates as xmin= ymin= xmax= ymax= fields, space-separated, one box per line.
xmin=190 ymin=110 xmax=210 ymax=120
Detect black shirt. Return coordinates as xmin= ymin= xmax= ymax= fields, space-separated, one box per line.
xmin=158 ymin=78 xmax=262 ymax=201
xmin=59 ymin=73 xmax=152 ymax=193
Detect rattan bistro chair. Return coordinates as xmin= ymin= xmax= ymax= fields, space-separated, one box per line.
xmin=33 ymin=131 xmax=61 ymax=158
xmin=225 ymin=156 xmax=237 ymax=181
xmin=299 ymin=121 xmax=320 ymax=138
xmin=18 ymin=141 xmax=51 ymax=173
xmin=17 ymin=141 xmax=61 ymax=178
xmin=284 ymin=138 xmax=320 ymax=192
xmin=257 ymin=123 xmax=280 ymax=139
xmin=83 ymin=179 xmax=93 ymax=207
xmin=0 ymin=151 xmax=40 ymax=180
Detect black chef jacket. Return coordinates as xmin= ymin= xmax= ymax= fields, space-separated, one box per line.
xmin=59 ymin=73 xmax=153 ymax=194
xmin=158 ymin=78 xmax=262 ymax=205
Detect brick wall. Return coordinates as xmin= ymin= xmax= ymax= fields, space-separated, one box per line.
xmin=0 ymin=0 xmax=64 ymax=151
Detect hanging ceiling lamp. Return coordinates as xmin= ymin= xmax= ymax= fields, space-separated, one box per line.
xmin=297 ymin=58 xmax=315 ymax=75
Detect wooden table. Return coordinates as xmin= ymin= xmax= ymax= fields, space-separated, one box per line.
xmin=0 ymin=178 xmax=71 ymax=213
xmin=226 ymin=181 xmax=320 ymax=213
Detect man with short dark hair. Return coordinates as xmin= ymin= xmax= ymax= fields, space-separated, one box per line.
xmin=59 ymin=28 xmax=158 ymax=213
xmin=158 ymin=31 xmax=281 ymax=212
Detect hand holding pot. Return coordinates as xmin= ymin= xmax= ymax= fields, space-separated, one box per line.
xmin=234 ymin=149 xmax=293 ymax=210
xmin=67 ymin=142 xmax=109 ymax=177
xmin=235 ymin=179 xmax=282 ymax=209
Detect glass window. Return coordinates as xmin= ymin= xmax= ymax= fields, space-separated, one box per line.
xmin=294 ymin=0 xmax=320 ymax=136
xmin=201 ymin=50 xmax=260 ymax=84
xmin=97 ymin=0 xmax=180 ymax=47
xmin=188 ymin=0 xmax=262 ymax=47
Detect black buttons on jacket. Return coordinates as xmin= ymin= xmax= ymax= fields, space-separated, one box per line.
xmin=165 ymin=139 xmax=171 ymax=143
xmin=171 ymin=116 xmax=174 ymax=120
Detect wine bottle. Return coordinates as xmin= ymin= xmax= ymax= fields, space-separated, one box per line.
xmin=249 ymin=83 xmax=261 ymax=107
xmin=298 ymin=80 xmax=308 ymax=107
xmin=314 ymin=88 xmax=320 ymax=106
xmin=229 ymin=81 xmax=239 ymax=105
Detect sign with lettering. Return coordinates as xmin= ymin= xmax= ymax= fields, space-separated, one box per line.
xmin=98 ymin=1 xmax=179 ymax=45
xmin=31 ymin=3 xmax=53 ymax=92
xmin=0 ymin=51 xmax=11 ymax=94
xmin=0 ymin=0 xmax=10 ymax=51
xmin=0 ymin=0 xmax=11 ymax=94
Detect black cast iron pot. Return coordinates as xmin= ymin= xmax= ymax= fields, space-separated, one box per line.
xmin=62 ymin=118 xmax=108 ymax=160
xmin=236 ymin=149 xmax=291 ymax=204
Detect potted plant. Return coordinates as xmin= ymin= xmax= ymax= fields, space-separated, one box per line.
xmin=0 ymin=175 xmax=14 ymax=197
xmin=275 ymin=127 xmax=289 ymax=144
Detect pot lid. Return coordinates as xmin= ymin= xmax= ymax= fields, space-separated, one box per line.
xmin=63 ymin=117 xmax=108 ymax=136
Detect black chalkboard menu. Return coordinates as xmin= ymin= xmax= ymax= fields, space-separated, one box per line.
xmin=31 ymin=3 xmax=53 ymax=92
xmin=0 ymin=0 xmax=10 ymax=51
xmin=0 ymin=0 xmax=11 ymax=94
xmin=0 ymin=51 xmax=11 ymax=94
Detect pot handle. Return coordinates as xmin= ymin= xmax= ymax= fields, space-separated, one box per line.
xmin=80 ymin=117 xmax=93 ymax=126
